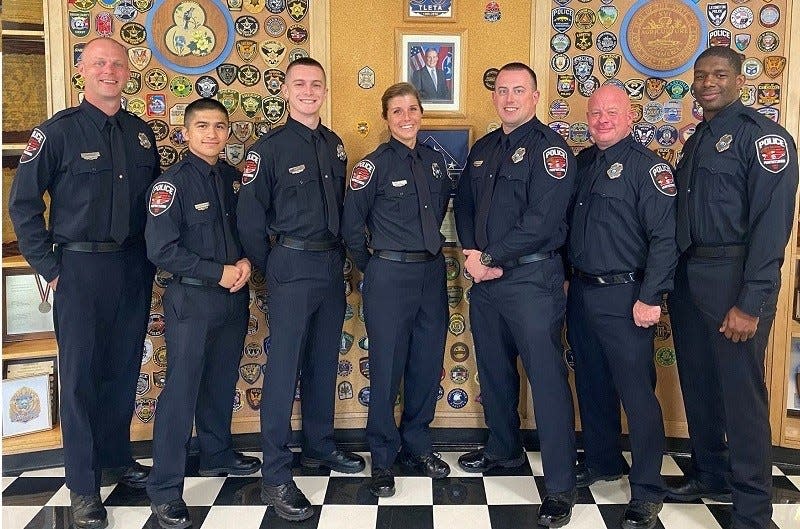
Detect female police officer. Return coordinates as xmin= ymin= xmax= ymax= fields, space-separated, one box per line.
xmin=342 ymin=83 xmax=451 ymax=497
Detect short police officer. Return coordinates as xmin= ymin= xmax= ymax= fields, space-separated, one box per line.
xmin=8 ymin=37 xmax=159 ymax=529
xmin=668 ymin=46 xmax=798 ymax=529
xmin=144 ymin=98 xmax=260 ymax=529
xmin=236 ymin=57 xmax=364 ymax=522
xmin=342 ymin=83 xmax=451 ymax=498
xmin=453 ymin=63 xmax=577 ymax=528
xmin=567 ymin=85 xmax=678 ymax=529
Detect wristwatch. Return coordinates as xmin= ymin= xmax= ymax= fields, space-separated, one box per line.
xmin=479 ymin=252 xmax=493 ymax=266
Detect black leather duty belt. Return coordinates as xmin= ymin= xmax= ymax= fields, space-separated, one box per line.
xmin=177 ymin=277 xmax=224 ymax=288
xmin=504 ymin=251 xmax=556 ymax=267
xmin=374 ymin=250 xmax=439 ymax=263
xmin=59 ymin=240 xmax=135 ymax=253
xmin=572 ymin=268 xmax=644 ymax=285
xmin=276 ymin=235 xmax=339 ymax=251
xmin=687 ymin=245 xmax=746 ymax=258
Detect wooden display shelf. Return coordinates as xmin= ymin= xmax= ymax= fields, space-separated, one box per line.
xmin=2 ymin=424 xmax=62 ymax=455
xmin=3 ymin=338 xmax=58 ymax=361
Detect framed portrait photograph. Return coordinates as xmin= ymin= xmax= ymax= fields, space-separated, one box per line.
xmin=2 ymin=374 xmax=54 ymax=438
xmin=2 ymin=266 xmax=56 ymax=343
xmin=403 ymin=0 xmax=455 ymax=22
xmin=398 ymin=29 xmax=465 ymax=116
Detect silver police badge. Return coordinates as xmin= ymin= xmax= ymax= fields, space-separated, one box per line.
xmin=716 ymin=134 xmax=733 ymax=152
xmin=607 ymin=162 xmax=623 ymax=179
xmin=432 ymin=162 xmax=442 ymax=178
xmin=337 ymin=143 xmax=346 ymax=161
xmin=138 ymin=132 xmax=151 ymax=149
xmin=511 ymin=147 xmax=526 ymax=163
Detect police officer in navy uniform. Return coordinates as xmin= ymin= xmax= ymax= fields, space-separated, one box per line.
xmin=567 ymin=85 xmax=678 ymax=529
xmin=8 ymin=38 xmax=158 ymax=529
xmin=144 ymin=98 xmax=261 ymax=529
xmin=237 ymin=57 xmax=365 ymax=522
xmin=668 ymin=47 xmax=798 ymax=529
xmin=342 ymin=82 xmax=451 ymax=498
xmin=453 ymin=63 xmax=577 ymax=528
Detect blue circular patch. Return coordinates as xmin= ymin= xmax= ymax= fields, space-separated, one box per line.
xmin=358 ymin=386 xmax=370 ymax=406
xmin=447 ymin=388 xmax=468 ymax=409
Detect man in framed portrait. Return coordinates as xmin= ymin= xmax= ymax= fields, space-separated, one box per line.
xmin=411 ymin=47 xmax=451 ymax=101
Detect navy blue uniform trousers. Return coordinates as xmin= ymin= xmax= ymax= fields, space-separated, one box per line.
xmin=469 ymin=256 xmax=575 ymax=494
xmin=147 ymin=283 xmax=248 ymax=504
xmin=567 ymin=279 xmax=666 ymax=503
xmin=53 ymin=244 xmax=154 ymax=495
xmin=363 ymin=255 xmax=447 ymax=469
xmin=260 ymin=245 xmax=345 ymax=485
xmin=670 ymin=255 xmax=774 ymax=529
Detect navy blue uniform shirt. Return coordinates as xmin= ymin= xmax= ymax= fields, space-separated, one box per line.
xmin=676 ymin=100 xmax=798 ymax=316
xmin=454 ymin=117 xmax=577 ymax=264
xmin=8 ymin=100 xmax=159 ymax=281
xmin=569 ymin=135 xmax=679 ymax=305
xmin=342 ymin=137 xmax=450 ymax=271
xmin=236 ymin=116 xmax=347 ymax=272
xmin=145 ymin=152 xmax=244 ymax=283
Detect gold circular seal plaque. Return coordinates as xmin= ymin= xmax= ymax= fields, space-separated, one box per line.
xmin=621 ymin=0 xmax=706 ymax=77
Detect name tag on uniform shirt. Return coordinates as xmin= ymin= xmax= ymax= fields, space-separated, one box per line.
xmin=194 ymin=202 xmax=210 ymax=211
xmin=391 ymin=180 xmax=407 ymax=187
xmin=81 ymin=152 xmax=101 ymax=160
xmin=473 ymin=160 xmax=484 ymax=167
xmin=289 ymin=164 xmax=305 ymax=174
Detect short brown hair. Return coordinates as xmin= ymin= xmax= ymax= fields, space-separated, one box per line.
xmin=381 ymin=82 xmax=423 ymax=119
xmin=286 ymin=56 xmax=326 ymax=83
xmin=497 ymin=62 xmax=538 ymax=90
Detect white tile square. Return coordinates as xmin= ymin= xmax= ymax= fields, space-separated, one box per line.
xmin=100 ymin=484 xmax=117 ymax=502
xmin=658 ymin=503 xmax=723 ymax=529
xmin=589 ymin=476 xmax=631 ymax=504
xmin=294 ymin=476 xmax=330 ymax=505
xmin=482 ymin=476 xmax=540 ymax=504
xmin=564 ymin=504 xmax=606 ymax=529
xmin=525 ymin=451 xmax=545 ymax=476
xmin=788 ymin=475 xmax=800 ymax=490
xmin=106 ymin=506 xmax=154 ymax=529
xmin=660 ymin=455 xmax=684 ymax=476
xmin=20 ymin=467 xmax=66 ymax=477
xmin=772 ymin=503 xmax=800 ymax=529
xmin=201 ymin=506 xmax=268 ymax=529
xmin=433 ymin=504 xmax=490 ymax=529
xmin=331 ymin=451 xmax=370 ymax=478
xmin=183 ymin=476 xmax=226 ymax=505
xmin=45 ymin=484 xmax=71 ymax=506
xmin=2 ymin=476 xmax=17 ymax=491
xmin=378 ymin=477 xmax=432 ymax=505
xmin=318 ymin=505 xmax=378 ymax=529
xmin=772 ymin=465 xmax=785 ymax=476
xmin=135 ymin=457 xmax=154 ymax=467
xmin=436 ymin=452 xmax=473 ymax=478
xmin=1 ymin=506 xmax=43 ymax=529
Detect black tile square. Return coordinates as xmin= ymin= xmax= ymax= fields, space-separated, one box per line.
xmin=145 ymin=506 xmax=211 ymax=529
xmin=323 ymin=477 xmax=378 ymax=505
xmin=22 ymin=506 xmax=72 ymax=529
xmin=375 ymin=505 xmax=433 ymax=529
xmin=212 ymin=477 xmax=263 ymax=505
xmin=488 ymin=505 xmax=540 ymax=529
xmin=772 ymin=475 xmax=800 ymax=503
xmin=3 ymin=477 xmax=65 ymax=506
xmin=432 ymin=477 xmax=486 ymax=505
xmin=775 ymin=464 xmax=800 ymax=476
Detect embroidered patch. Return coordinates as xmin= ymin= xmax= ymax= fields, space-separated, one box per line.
xmin=242 ymin=151 xmax=261 ymax=185
xmin=148 ymin=181 xmax=176 ymax=216
xmin=649 ymin=163 xmax=677 ymax=196
xmin=543 ymin=147 xmax=568 ymax=179
xmin=755 ymin=134 xmax=789 ymax=174
xmin=350 ymin=159 xmax=375 ymax=190
xmin=20 ymin=128 xmax=46 ymax=164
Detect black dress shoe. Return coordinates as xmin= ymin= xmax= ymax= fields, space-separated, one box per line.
xmin=665 ymin=476 xmax=731 ymax=502
xmin=457 ymin=448 xmax=526 ymax=473
xmin=260 ymin=480 xmax=314 ymax=521
xmin=151 ymin=499 xmax=192 ymax=529
xmin=575 ymin=461 xmax=623 ymax=488
xmin=397 ymin=451 xmax=451 ymax=479
xmin=119 ymin=461 xmax=150 ymax=488
xmin=537 ymin=491 xmax=576 ymax=528
xmin=369 ymin=468 xmax=396 ymax=498
xmin=198 ymin=451 xmax=261 ymax=476
xmin=70 ymin=491 xmax=108 ymax=529
xmin=622 ymin=500 xmax=662 ymax=529
xmin=300 ymin=449 xmax=366 ymax=473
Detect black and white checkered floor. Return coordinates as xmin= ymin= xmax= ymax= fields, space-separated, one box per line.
xmin=3 ymin=451 xmax=800 ymax=529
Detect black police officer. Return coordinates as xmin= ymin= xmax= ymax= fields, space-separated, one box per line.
xmin=669 ymin=47 xmax=798 ymax=529
xmin=342 ymin=82 xmax=451 ymax=498
xmin=453 ymin=63 xmax=577 ymax=528
xmin=567 ymin=85 xmax=678 ymax=529
xmin=144 ymin=98 xmax=260 ymax=529
xmin=8 ymin=38 xmax=158 ymax=529
xmin=236 ymin=57 xmax=364 ymax=522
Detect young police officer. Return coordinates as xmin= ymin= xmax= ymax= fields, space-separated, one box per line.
xmin=9 ymin=37 xmax=159 ymax=529
xmin=237 ymin=58 xmax=364 ymax=522
xmin=145 ymin=98 xmax=260 ymax=529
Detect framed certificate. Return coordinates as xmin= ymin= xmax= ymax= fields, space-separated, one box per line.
xmin=2 ymin=266 xmax=55 ymax=342
xmin=2 ymin=373 xmax=53 ymax=438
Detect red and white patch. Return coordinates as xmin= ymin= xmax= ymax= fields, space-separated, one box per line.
xmin=241 ymin=151 xmax=261 ymax=185
xmin=649 ymin=163 xmax=677 ymax=196
xmin=755 ymin=134 xmax=789 ymax=174
xmin=349 ymin=159 xmax=375 ymax=190
xmin=543 ymin=147 xmax=568 ymax=179
xmin=20 ymin=128 xmax=46 ymax=164
xmin=149 ymin=181 xmax=176 ymax=216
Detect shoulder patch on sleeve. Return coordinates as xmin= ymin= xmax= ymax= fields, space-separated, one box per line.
xmin=543 ymin=147 xmax=568 ymax=179
xmin=149 ymin=181 xmax=176 ymax=216
xmin=755 ymin=134 xmax=789 ymax=174
xmin=649 ymin=162 xmax=677 ymax=196
xmin=241 ymin=151 xmax=261 ymax=185
xmin=350 ymin=159 xmax=375 ymax=190
xmin=19 ymin=128 xmax=46 ymax=164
